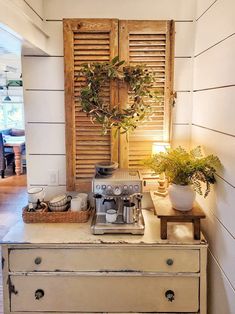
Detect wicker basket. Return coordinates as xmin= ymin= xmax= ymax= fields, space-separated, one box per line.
xmin=22 ymin=206 xmax=92 ymax=223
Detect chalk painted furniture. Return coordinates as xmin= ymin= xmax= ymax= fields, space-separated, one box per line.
xmin=1 ymin=209 xmax=207 ymax=313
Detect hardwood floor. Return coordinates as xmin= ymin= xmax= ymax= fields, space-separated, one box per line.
xmin=0 ymin=174 xmax=27 ymax=314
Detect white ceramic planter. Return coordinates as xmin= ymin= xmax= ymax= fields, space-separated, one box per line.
xmin=168 ymin=184 xmax=196 ymax=211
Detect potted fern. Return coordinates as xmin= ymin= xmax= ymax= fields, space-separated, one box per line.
xmin=143 ymin=146 xmax=221 ymax=211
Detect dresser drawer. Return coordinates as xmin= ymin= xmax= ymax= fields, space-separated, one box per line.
xmin=10 ymin=274 xmax=199 ymax=312
xmin=9 ymin=247 xmax=199 ymax=273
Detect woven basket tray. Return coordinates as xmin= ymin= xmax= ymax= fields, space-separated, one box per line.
xmin=22 ymin=206 xmax=92 ymax=223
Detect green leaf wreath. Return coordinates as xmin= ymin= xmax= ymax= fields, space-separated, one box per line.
xmin=77 ymin=56 xmax=159 ymax=135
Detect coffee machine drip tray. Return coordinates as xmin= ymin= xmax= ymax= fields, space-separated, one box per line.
xmin=91 ymin=212 xmax=145 ymax=235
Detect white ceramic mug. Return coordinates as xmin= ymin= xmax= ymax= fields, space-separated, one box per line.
xmin=106 ymin=209 xmax=117 ymax=223
xmin=70 ymin=197 xmax=85 ymax=212
xmin=28 ymin=187 xmax=45 ymax=208
xmin=77 ymin=193 xmax=88 ymax=210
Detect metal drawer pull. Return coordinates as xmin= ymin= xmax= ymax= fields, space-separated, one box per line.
xmin=35 ymin=289 xmax=44 ymax=300
xmin=166 ymin=258 xmax=174 ymax=266
xmin=165 ymin=290 xmax=175 ymax=302
xmin=34 ymin=257 xmax=42 ymax=265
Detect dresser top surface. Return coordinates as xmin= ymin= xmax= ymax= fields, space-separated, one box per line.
xmin=1 ymin=209 xmax=207 ymax=246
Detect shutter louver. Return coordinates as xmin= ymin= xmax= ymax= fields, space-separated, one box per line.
xmin=64 ymin=19 xmax=174 ymax=189
xmin=119 ymin=21 xmax=174 ymax=169
xmin=64 ymin=19 xmax=118 ymax=191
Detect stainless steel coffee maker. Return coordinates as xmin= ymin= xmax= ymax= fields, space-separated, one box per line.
xmin=91 ymin=169 xmax=145 ymax=235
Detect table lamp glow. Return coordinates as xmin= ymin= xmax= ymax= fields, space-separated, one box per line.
xmin=152 ymin=142 xmax=170 ymax=196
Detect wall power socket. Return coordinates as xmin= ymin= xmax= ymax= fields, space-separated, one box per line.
xmin=48 ymin=169 xmax=59 ymax=186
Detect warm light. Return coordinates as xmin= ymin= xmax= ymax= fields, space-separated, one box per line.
xmin=152 ymin=142 xmax=170 ymax=155
xmin=152 ymin=142 xmax=170 ymax=197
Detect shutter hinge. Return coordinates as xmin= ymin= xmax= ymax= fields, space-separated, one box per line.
xmin=1 ymin=256 xmax=5 ymax=270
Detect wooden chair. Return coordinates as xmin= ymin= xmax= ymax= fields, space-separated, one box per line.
xmin=0 ymin=133 xmax=15 ymax=178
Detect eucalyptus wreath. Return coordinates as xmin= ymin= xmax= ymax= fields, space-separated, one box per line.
xmin=77 ymin=56 xmax=158 ymax=135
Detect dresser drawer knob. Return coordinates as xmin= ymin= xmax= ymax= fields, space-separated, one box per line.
xmin=34 ymin=257 xmax=42 ymax=265
xmin=35 ymin=289 xmax=44 ymax=300
xmin=166 ymin=258 xmax=174 ymax=266
xmin=165 ymin=290 xmax=175 ymax=302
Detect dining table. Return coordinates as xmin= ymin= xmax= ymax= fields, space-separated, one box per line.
xmin=4 ymin=135 xmax=25 ymax=175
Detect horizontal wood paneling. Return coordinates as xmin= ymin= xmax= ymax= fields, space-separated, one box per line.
xmin=201 ymin=206 xmax=235 ymax=290
xmin=11 ymin=0 xmax=44 ymax=27
xmin=192 ymin=87 xmax=235 ymax=136
xmin=191 ymin=125 xmax=235 ymax=187
xmin=45 ymin=20 xmax=195 ymax=57
xmin=192 ymin=1 xmax=235 ymax=312
xmin=26 ymin=124 xmax=65 ymax=154
xmin=24 ymin=91 xmax=65 ymax=123
xmin=22 ymin=56 xmax=64 ymax=90
xmin=172 ymin=124 xmax=191 ymax=149
xmin=175 ymin=22 xmax=194 ymax=56
xmin=25 ymin=0 xmax=44 ymax=18
xmin=195 ymin=0 xmax=235 ymax=55
xmin=197 ymin=175 xmax=235 ymax=238
xmin=174 ymin=58 xmax=193 ymax=91
xmin=196 ymin=0 xmax=216 ymax=19
xmin=27 ymin=155 xmax=66 ymax=185
xmin=194 ymin=35 xmax=235 ymax=90
xmin=208 ymin=251 xmax=235 ymax=314
xmin=44 ymin=0 xmax=196 ymax=20
xmin=173 ymin=92 xmax=192 ymax=124
xmin=46 ymin=21 xmax=64 ymax=55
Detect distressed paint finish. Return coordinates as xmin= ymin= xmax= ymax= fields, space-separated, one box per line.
xmin=1 ymin=209 xmax=207 ymax=314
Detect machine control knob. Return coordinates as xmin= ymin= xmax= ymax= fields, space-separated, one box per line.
xmin=123 ymin=185 xmax=128 ymax=190
xmin=96 ymin=185 xmax=100 ymax=190
xmin=134 ymin=185 xmax=139 ymax=191
xmin=114 ymin=186 xmax=122 ymax=195
xmin=106 ymin=185 xmax=112 ymax=195
xmin=102 ymin=185 xmax=106 ymax=190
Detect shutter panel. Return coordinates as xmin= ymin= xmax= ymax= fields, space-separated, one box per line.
xmin=63 ymin=19 xmax=118 ymax=191
xmin=119 ymin=20 xmax=174 ymax=169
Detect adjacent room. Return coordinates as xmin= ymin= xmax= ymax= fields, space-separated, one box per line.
xmin=0 ymin=0 xmax=234 ymax=313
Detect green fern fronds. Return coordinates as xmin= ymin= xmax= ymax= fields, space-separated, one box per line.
xmin=142 ymin=146 xmax=221 ymax=198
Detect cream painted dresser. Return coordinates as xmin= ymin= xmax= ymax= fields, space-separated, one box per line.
xmin=1 ymin=209 xmax=207 ymax=314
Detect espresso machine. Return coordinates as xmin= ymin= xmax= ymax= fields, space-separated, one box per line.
xmin=91 ymin=169 xmax=145 ymax=235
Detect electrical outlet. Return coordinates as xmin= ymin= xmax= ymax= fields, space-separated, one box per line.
xmin=48 ymin=169 xmax=59 ymax=186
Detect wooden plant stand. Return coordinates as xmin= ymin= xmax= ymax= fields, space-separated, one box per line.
xmin=150 ymin=192 xmax=206 ymax=240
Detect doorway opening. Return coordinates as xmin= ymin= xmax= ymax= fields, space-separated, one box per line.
xmin=0 ymin=28 xmax=27 ymax=187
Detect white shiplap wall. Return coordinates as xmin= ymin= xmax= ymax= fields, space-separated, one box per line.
xmin=192 ymin=0 xmax=235 ymax=313
xmin=23 ymin=0 xmax=196 ymax=198
xmin=0 ymin=0 xmax=47 ymax=53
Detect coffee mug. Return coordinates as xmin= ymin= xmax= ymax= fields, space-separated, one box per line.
xmin=76 ymin=193 xmax=88 ymax=210
xmin=106 ymin=209 xmax=117 ymax=223
xmin=28 ymin=187 xmax=45 ymax=209
xmin=70 ymin=197 xmax=85 ymax=212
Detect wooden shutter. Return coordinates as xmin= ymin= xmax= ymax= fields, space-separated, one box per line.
xmin=119 ymin=20 xmax=174 ymax=169
xmin=63 ymin=19 xmax=118 ymax=191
